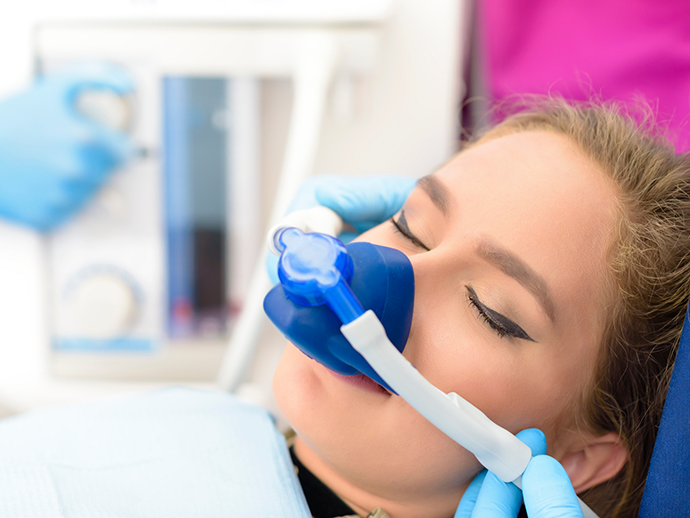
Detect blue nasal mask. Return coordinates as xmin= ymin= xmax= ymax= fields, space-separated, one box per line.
xmin=263 ymin=227 xmax=414 ymax=393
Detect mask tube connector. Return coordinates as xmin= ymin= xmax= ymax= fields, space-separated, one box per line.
xmin=273 ymin=227 xmax=364 ymax=325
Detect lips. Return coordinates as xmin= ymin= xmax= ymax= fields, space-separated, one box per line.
xmin=327 ymin=370 xmax=392 ymax=396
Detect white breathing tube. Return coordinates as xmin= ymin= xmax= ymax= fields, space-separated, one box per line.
xmin=271 ymin=206 xmax=598 ymax=518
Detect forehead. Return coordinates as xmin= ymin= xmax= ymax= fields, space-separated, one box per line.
xmin=442 ymin=130 xmax=602 ymax=192
xmin=435 ymin=131 xmax=618 ymax=231
xmin=432 ymin=130 xmax=620 ymax=334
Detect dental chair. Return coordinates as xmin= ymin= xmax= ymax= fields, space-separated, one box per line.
xmin=638 ymin=304 xmax=690 ymax=517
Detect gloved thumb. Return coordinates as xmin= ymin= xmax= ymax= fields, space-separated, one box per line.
xmin=50 ymin=61 xmax=135 ymax=102
xmin=315 ymin=176 xmax=416 ymax=229
xmin=523 ymin=456 xmax=583 ymax=518
xmin=516 ymin=428 xmax=547 ymax=456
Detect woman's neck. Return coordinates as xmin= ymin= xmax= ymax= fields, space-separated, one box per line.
xmin=293 ymin=435 xmax=467 ymax=518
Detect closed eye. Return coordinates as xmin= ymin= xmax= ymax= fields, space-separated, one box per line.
xmin=389 ymin=211 xmax=430 ymax=251
xmin=466 ymin=286 xmax=535 ymax=342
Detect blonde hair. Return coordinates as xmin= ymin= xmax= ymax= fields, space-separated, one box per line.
xmin=476 ymin=98 xmax=690 ymax=517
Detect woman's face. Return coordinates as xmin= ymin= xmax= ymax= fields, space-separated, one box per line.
xmin=273 ymin=131 xmax=621 ymax=517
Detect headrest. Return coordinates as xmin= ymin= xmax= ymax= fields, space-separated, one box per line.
xmin=638 ymin=302 xmax=690 ymax=516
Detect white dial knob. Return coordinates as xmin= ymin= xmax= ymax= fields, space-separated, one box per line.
xmin=67 ymin=273 xmax=137 ymax=339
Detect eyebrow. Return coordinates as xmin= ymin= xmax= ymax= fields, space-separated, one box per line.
xmin=476 ymin=240 xmax=556 ymax=323
xmin=418 ymin=175 xmax=451 ymax=216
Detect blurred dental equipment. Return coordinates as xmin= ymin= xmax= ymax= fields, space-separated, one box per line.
xmin=0 ymin=1 xmax=460 ymax=412
xmin=46 ymin=71 xmax=262 ymax=381
xmin=264 ymin=208 xmax=598 ymax=518
xmin=33 ymin=4 xmax=405 ymax=387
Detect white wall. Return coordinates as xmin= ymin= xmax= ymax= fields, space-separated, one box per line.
xmin=0 ymin=3 xmax=50 ymax=413
xmin=314 ymin=0 xmax=462 ymax=178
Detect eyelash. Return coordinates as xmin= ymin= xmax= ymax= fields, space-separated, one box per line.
xmin=466 ymin=287 xmax=535 ymax=342
xmin=467 ymin=290 xmax=509 ymax=339
xmin=389 ymin=215 xmax=430 ymax=251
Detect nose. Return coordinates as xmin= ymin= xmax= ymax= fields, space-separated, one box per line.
xmin=399 ymin=247 xmax=455 ymax=361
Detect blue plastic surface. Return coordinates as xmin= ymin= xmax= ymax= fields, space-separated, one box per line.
xmin=639 ymin=301 xmax=690 ymax=517
xmin=264 ymin=240 xmax=414 ymax=392
xmin=275 ymin=228 xmax=364 ymax=324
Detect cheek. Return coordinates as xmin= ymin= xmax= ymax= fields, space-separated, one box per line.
xmin=273 ymin=344 xmax=483 ymax=495
xmin=273 ymin=344 xmax=322 ymax=429
xmin=409 ymin=327 xmax=581 ymax=442
xmin=406 ymin=268 xmax=585 ymax=439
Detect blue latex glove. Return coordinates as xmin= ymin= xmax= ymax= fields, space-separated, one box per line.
xmin=455 ymin=429 xmax=584 ymax=518
xmin=266 ymin=174 xmax=416 ymax=283
xmin=0 ymin=62 xmax=135 ymax=230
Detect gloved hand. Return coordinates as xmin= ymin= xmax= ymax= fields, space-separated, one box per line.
xmin=0 ymin=62 xmax=135 ymax=230
xmin=266 ymin=174 xmax=416 ymax=283
xmin=455 ymin=429 xmax=584 ymax=518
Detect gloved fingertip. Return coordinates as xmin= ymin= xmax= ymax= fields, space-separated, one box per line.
xmin=471 ymin=471 xmax=523 ymax=517
xmin=454 ymin=471 xmax=487 ymax=518
xmin=314 ymin=176 xmax=374 ymax=219
xmin=396 ymin=176 xmax=418 ymax=196
xmin=380 ymin=176 xmax=416 ymax=217
xmin=35 ymin=206 xmax=67 ymax=232
xmin=82 ymin=126 xmax=135 ymax=174
xmin=315 ymin=187 xmax=375 ymax=223
xmin=313 ymin=185 xmax=343 ymax=210
xmin=523 ymin=456 xmax=573 ymax=487
xmin=523 ymin=456 xmax=582 ymax=516
xmin=516 ymin=428 xmax=548 ymax=456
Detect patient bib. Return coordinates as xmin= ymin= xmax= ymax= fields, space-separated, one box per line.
xmin=0 ymin=387 xmax=310 ymax=518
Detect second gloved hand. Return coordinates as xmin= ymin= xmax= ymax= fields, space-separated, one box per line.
xmin=0 ymin=62 xmax=135 ymax=231
xmin=455 ymin=428 xmax=584 ymax=518
xmin=266 ymin=174 xmax=416 ymax=283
